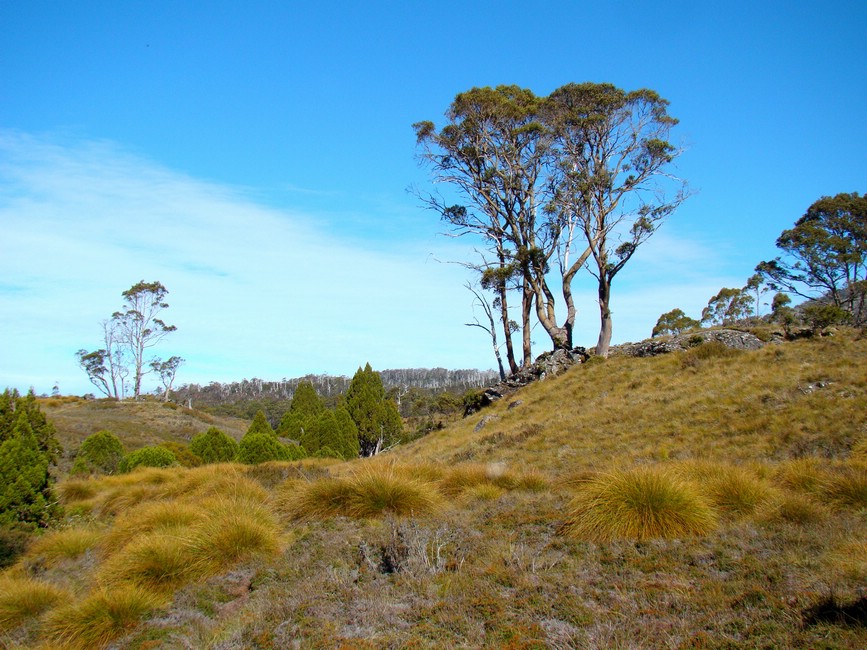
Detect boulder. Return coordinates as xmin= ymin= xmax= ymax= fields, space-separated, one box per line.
xmin=614 ymin=329 xmax=766 ymax=358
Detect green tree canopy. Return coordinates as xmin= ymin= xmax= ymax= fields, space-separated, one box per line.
xmin=0 ymin=412 xmax=57 ymax=528
xmin=245 ymin=410 xmax=275 ymax=438
xmin=652 ymin=309 xmax=700 ymax=337
xmin=238 ymin=433 xmax=290 ymax=464
xmin=0 ymin=389 xmax=61 ymax=464
xmin=757 ymin=192 xmax=866 ymax=325
xmin=701 ymin=288 xmax=753 ymax=326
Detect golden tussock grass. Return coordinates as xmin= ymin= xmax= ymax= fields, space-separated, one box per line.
xmin=97 ymin=533 xmax=205 ymax=595
xmin=24 ymin=527 xmax=103 ymax=567
xmin=283 ymin=466 xmax=441 ymax=520
xmin=672 ymin=460 xmax=776 ymax=517
xmin=0 ymin=576 xmax=69 ymax=631
xmin=101 ymin=500 xmax=205 ymax=553
xmin=185 ymin=500 xmax=282 ymax=570
xmin=562 ymin=466 xmax=717 ymax=541
xmin=43 ymin=584 xmax=163 ymax=650
xmin=820 ymin=463 xmax=867 ymax=509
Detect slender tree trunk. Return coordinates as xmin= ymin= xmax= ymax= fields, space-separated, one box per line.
xmin=595 ymin=276 xmax=613 ymax=357
xmin=521 ymin=280 xmax=533 ymax=366
xmin=497 ymin=283 xmax=519 ymax=375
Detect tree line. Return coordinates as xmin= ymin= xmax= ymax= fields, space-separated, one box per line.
xmin=653 ymin=192 xmax=866 ymax=337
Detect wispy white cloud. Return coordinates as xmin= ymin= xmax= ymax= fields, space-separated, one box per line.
xmin=0 ymin=131 xmax=488 ymax=395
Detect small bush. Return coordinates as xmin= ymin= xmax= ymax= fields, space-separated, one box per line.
xmin=238 ymin=433 xmax=290 ymax=464
xmin=159 ymin=442 xmax=201 ymax=468
xmin=45 ymin=584 xmax=163 ymax=649
xmin=189 ymin=427 xmax=239 ymax=464
xmin=118 ymin=446 xmax=177 ymax=473
xmin=0 ymin=524 xmax=32 ymax=568
xmin=73 ymin=430 xmax=124 ymax=475
xmin=0 ymin=575 xmax=68 ymax=631
xmin=562 ymin=466 xmax=717 ymax=541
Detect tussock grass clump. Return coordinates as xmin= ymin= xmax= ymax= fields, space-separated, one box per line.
xmin=285 ymin=467 xmax=440 ymax=520
xmin=98 ymin=533 xmax=202 ymax=595
xmin=187 ymin=500 xmax=281 ymax=569
xmin=25 ymin=527 xmax=103 ymax=566
xmin=826 ymin=539 xmax=867 ymax=581
xmin=773 ymin=458 xmax=827 ymax=493
xmin=0 ymin=576 xmax=69 ymax=631
xmin=820 ymin=465 xmax=867 ymax=509
xmin=437 ymin=462 xmax=549 ymax=496
xmin=673 ymin=461 xmax=774 ymax=517
xmin=562 ymin=466 xmax=717 ymax=541
xmin=44 ymin=584 xmax=163 ymax=649
xmin=760 ymin=492 xmax=829 ymax=525
xmin=101 ymin=500 xmax=205 ymax=553
xmin=56 ymin=478 xmax=99 ymax=504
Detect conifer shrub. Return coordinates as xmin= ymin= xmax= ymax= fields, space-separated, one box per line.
xmin=562 ymin=466 xmax=717 ymax=541
xmin=189 ymin=426 xmax=239 ymax=464
xmin=159 ymin=441 xmax=201 ymax=468
xmin=0 ymin=412 xmax=58 ymax=529
xmin=238 ymin=432 xmax=290 ymax=464
xmin=71 ymin=430 xmax=124 ymax=475
xmin=246 ymin=410 xmax=276 ymax=437
xmin=45 ymin=584 xmax=163 ymax=649
xmin=0 ymin=575 xmax=68 ymax=631
xmin=118 ymin=446 xmax=177 ymax=473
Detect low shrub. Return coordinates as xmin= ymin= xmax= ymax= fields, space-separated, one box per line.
xmin=562 ymin=466 xmax=717 ymax=541
xmin=71 ymin=430 xmax=124 ymax=475
xmin=118 ymin=446 xmax=177 ymax=473
xmin=238 ymin=433 xmax=289 ymax=464
xmin=189 ymin=427 xmax=238 ymax=464
xmin=0 ymin=525 xmax=32 ymax=568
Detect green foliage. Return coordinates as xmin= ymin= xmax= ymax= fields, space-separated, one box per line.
xmin=758 ymin=192 xmax=867 ymax=325
xmin=0 ymin=389 xmax=61 ymax=464
xmin=118 ymin=446 xmax=178 ymax=473
xmin=334 ymin=405 xmax=360 ymax=459
xmin=0 ymin=525 xmax=31 ymax=568
xmin=283 ymin=442 xmax=307 ymax=461
xmin=246 ymin=410 xmax=275 ymax=437
xmin=238 ymin=433 xmax=289 ymax=464
xmin=652 ymin=308 xmax=700 ymax=337
xmin=0 ymin=412 xmax=58 ymax=529
xmin=276 ymin=410 xmax=303 ymax=439
xmin=289 ymin=380 xmax=325 ymax=420
xmin=345 ymin=364 xmax=403 ymax=456
xmin=701 ymin=287 xmax=753 ymax=325
xmin=190 ymin=426 xmax=239 ymax=464
xmin=801 ymin=303 xmax=851 ymax=331
xmin=73 ymin=429 xmax=124 ymax=475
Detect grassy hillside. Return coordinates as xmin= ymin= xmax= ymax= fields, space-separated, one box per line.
xmin=40 ymin=397 xmax=250 ymax=469
xmin=2 ymin=332 xmax=866 ymax=648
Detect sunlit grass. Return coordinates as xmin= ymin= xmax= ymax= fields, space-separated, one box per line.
xmin=98 ymin=533 xmax=203 ymax=595
xmin=562 ymin=466 xmax=717 ymax=541
xmin=44 ymin=584 xmax=163 ymax=650
xmin=24 ymin=527 xmax=103 ymax=566
xmin=0 ymin=576 xmax=69 ymax=632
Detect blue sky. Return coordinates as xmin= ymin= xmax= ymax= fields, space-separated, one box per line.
xmin=1 ymin=1 xmax=865 ymax=396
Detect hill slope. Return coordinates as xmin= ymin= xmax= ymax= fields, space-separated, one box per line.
xmin=4 ymin=332 xmax=865 ymax=649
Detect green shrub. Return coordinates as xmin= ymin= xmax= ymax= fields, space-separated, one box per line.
xmin=0 ymin=524 xmax=31 ymax=568
xmin=238 ymin=433 xmax=289 ymax=464
xmin=190 ymin=427 xmax=239 ymax=464
xmin=118 ymin=446 xmax=178 ymax=473
xmin=159 ymin=442 xmax=201 ymax=468
xmin=73 ymin=430 xmax=124 ymax=475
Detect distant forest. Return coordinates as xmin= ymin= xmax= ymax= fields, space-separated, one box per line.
xmin=170 ymin=368 xmax=499 ymax=422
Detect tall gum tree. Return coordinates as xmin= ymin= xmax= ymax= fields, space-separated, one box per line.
xmin=544 ymin=83 xmax=688 ymax=357
xmin=414 ymin=85 xmax=551 ymax=369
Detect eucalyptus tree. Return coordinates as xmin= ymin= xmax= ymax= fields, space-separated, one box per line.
xmin=543 ymin=83 xmax=689 ymax=356
xmin=113 ymin=281 xmax=177 ymax=398
xmin=414 ymin=85 xmax=552 ymax=369
xmin=757 ymin=192 xmax=866 ymax=325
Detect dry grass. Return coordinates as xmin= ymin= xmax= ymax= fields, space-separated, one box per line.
xmin=283 ymin=465 xmax=441 ymax=520
xmin=0 ymin=576 xmax=69 ymax=631
xmin=43 ymin=584 xmax=163 ymax=649
xmin=562 ymin=466 xmax=718 ymax=541
xmin=24 ymin=527 xmax=103 ymax=567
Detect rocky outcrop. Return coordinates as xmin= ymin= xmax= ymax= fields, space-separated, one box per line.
xmin=465 ymin=347 xmax=589 ymax=414
xmin=613 ymin=328 xmax=767 ymax=358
